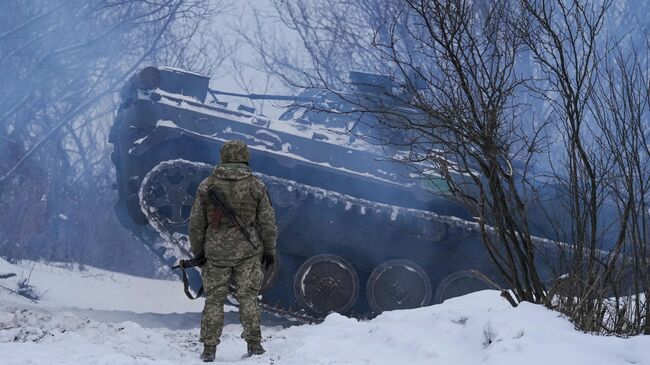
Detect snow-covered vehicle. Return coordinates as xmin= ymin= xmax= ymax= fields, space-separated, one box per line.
xmin=109 ymin=66 xmax=503 ymax=319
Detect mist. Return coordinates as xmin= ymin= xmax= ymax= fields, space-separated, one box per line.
xmin=1 ymin=0 xmax=649 ymax=288
xmin=0 ymin=0 xmax=226 ymax=276
xmin=0 ymin=0 xmax=649 ymax=347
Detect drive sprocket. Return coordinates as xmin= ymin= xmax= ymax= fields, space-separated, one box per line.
xmin=139 ymin=159 xmax=213 ymax=233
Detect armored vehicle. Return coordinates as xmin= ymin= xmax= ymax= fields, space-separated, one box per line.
xmin=109 ymin=66 xmax=504 ymax=319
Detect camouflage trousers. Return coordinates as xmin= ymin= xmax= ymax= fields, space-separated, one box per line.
xmin=200 ymin=256 xmax=264 ymax=346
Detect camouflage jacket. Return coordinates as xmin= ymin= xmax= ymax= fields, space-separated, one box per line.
xmin=188 ymin=163 xmax=277 ymax=262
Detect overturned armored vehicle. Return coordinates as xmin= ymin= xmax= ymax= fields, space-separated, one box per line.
xmin=109 ymin=66 xmax=504 ymax=319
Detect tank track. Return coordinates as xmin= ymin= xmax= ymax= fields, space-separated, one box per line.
xmin=137 ymin=159 xmax=483 ymax=321
xmin=260 ymin=301 xmax=323 ymax=324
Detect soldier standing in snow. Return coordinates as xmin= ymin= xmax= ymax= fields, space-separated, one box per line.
xmin=188 ymin=140 xmax=277 ymax=362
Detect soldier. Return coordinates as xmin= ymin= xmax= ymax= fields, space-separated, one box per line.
xmin=188 ymin=140 xmax=277 ymax=362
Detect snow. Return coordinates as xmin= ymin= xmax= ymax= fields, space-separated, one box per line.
xmin=257 ymin=171 xmax=478 ymax=235
xmin=138 ymin=159 xmax=213 ymax=262
xmin=148 ymin=87 xmax=372 ymax=153
xmin=390 ymin=207 xmax=398 ymax=221
xmin=146 ymin=117 xmax=413 ymax=188
xmin=255 ymin=129 xmax=281 ymax=144
xmin=0 ymin=258 xmax=203 ymax=314
xmin=156 ymin=119 xmax=179 ymax=129
xmin=158 ymin=66 xmax=208 ymax=78
xmin=1 ymin=258 xmax=650 ymax=364
xmin=133 ymin=86 xmax=447 ymax=191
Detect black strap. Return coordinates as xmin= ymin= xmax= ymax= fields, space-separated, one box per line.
xmin=180 ymin=260 xmax=204 ymax=300
xmin=207 ymin=185 xmax=258 ymax=250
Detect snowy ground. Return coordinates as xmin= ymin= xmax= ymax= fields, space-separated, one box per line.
xmin=1 ymin=258 xmax=649 ymax=365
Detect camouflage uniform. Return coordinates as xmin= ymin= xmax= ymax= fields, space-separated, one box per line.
xmin=188 ymin=140 xmax=277 ymax=352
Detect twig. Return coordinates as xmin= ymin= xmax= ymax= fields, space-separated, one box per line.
xmin=0 ymin=284 xmax=38 ymax=303
xmin=26 ymin=262 xmax=36 ymax=284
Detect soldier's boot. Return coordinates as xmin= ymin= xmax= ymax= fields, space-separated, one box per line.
xmin=247 ymin=342 xmax=265 ymax=357
xmin=200 ymin=343 xmax=217 ymax=362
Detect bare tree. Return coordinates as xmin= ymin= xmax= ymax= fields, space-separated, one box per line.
xmin=0 ymin=0 xmax=229 ymax=276
xmin=236 ymin=0 xmax=402 ymax=89
xmin=563 ymin=44 xmax=650 ymax=334
xmin=510 ymin=0 xmax=647 ymax=334
xmin=243 ymin=0 xmax=650 ymax=335
xmin=246 ymin=0 xmax=551 ymax=305
xmin=372 ymin=0 xmax=551 ymax=304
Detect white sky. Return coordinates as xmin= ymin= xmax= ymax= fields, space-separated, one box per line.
xmin=210 ymin=1 xmax=293 ymax=97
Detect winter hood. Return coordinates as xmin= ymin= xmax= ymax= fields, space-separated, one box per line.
xmin=212 ymin=163 xmax=253 ymax=180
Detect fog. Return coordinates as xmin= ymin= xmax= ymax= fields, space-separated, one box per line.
xmin=1 ymin=0 xmax=650 ymax=282
xmin=0 ymin=0 xmax=226 ymax=276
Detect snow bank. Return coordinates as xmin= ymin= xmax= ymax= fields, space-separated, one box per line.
xmin=266 ymin=291 xmax=649 ymax=365
xmin=1 ymin=260 xmax=649 ymax=364
xmin=0 ymin=306 xmax=200 ymax=365
xmin=0 ymin=257 xmax=203 ymax=314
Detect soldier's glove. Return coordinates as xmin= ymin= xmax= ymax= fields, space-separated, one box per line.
xmin=261 ymin=253 xmax=275 ymax=271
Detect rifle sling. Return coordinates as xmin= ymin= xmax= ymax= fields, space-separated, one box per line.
xmin=207 ymin=187 xmax=258 ymax=250
xmin=180 ymin=261 xmax=204 ymax=300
